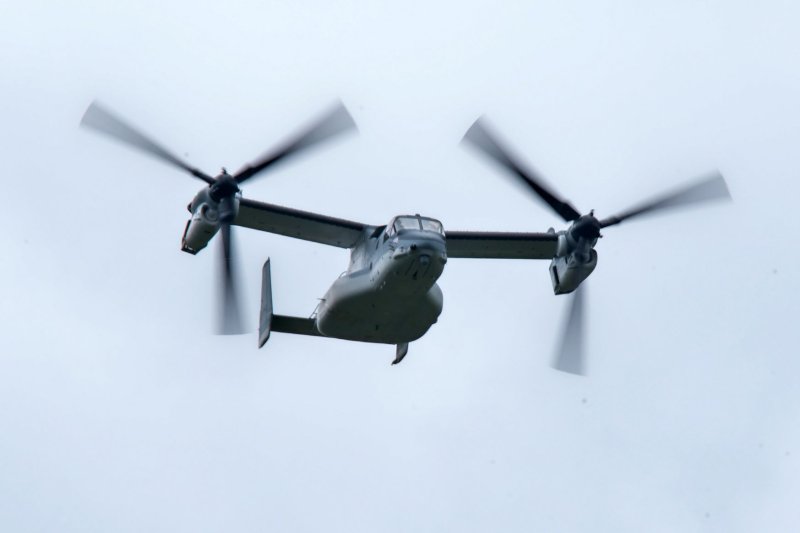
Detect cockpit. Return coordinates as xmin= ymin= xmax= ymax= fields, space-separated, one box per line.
xmin=386 ymin=215 xmax=445 ymax=237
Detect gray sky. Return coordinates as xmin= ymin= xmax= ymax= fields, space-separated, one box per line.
xmin=2 ymin=1 xmax=799 ymax=532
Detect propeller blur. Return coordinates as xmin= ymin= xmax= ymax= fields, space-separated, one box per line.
xmin=462 ymin=116 xmax=731 ymax=374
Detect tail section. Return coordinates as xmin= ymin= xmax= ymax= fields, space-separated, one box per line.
xmin=259 ymin=258 xmax=322 ymax=348
xmin=272 ymin=315 xmax=322 ymax=337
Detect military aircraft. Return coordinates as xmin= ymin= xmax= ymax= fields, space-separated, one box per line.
xmin=80 ymin=102 xmax=731 ymax=374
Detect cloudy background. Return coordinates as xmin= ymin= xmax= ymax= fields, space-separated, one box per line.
xmin=2 ymin=1 xmax=799 ymax=531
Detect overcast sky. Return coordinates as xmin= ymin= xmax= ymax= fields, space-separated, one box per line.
xmin=2 ymin=1 xmax=799 ymax=532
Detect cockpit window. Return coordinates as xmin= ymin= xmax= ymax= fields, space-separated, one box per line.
xmin=393 ymin=217 xmax=420 ymax=232
xmin=420 ymin=218 xmax=444 ymax=234
xmin=391 ymin=216 xmax=445 ymax=235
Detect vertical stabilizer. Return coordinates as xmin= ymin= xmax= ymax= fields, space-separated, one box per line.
xmin=258 ymin=259 xmax=273 ymax=348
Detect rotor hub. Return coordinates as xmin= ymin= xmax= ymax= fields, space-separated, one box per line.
xmin=569 ymin=213 xmax=602 ymax=241
xmin=209 ymin=173 xmax=240 ymax=202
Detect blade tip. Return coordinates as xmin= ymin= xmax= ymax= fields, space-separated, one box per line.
xmin=552 ymin=364 xmax=586 ymax=376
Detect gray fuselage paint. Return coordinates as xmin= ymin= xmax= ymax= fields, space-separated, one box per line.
xmin=315 ymin=223 xmax=447 ymax=344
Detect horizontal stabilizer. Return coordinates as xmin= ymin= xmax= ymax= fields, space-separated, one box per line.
xmin=272 ymin=315 xmax=323 ymax=337
xmin=259 ymin=258 xmax=323 ymax=346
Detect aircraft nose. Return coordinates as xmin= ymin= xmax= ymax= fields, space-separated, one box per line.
xmin=412 ymin=237 xmax=446 ymax=258
xmin=391 ymin=234 xmax=447 ymax=280
xmin=406 ymin=253 xmax=432 ymax=279
xmin=392 ymin=234 xmax=447 ymax=268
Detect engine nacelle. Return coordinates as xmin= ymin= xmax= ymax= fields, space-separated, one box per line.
xmin=181 ymin=202 xmax=221 ymax=254
xmin=549 ymin=249 xmax=597 ymax=295
xmin=180 ymin=187 xmax=240 ymax=255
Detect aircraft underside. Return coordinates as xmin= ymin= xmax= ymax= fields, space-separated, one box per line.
xmin=315 ymin=271 xmax=444 ymax=344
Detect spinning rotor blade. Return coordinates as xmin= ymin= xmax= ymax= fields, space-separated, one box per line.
xmin=80 ymin=101 xmax=214 ymax=184
xmin=553 ymin=286 xmax=586 ymax=375
xmin=600 ymin=171 xmax=730 ymax=228
xmin=217 ymin=224 xmax=245 ymax=335
xmin=462 ymin=117 xmax=581 ymax=222
xmin=234 ymin=102 xmax=357 ymax=184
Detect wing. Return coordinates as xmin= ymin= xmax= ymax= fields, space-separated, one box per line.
xmin=445 ymin=231 xmax=558 ymax=259
xmin=233 ymin=197 xmax=367 ymax=248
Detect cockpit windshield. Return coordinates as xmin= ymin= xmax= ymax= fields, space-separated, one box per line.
xmin=393 ymin=217 xmax=421 ymax=232
xmin=420 ymin=218 xmax=444 ymax=234
xmin=391 ymin=215 xmax=444 ymax=235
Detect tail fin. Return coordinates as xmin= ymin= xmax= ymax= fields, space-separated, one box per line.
xmin=258 ymin=259 xmax=273 ymax=348
xmin=259 ymin=259 xmax=323 ymax=348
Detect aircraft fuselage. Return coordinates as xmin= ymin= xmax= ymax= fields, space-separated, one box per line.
xmin=315 ymin=218 xmax=447 ymax=344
